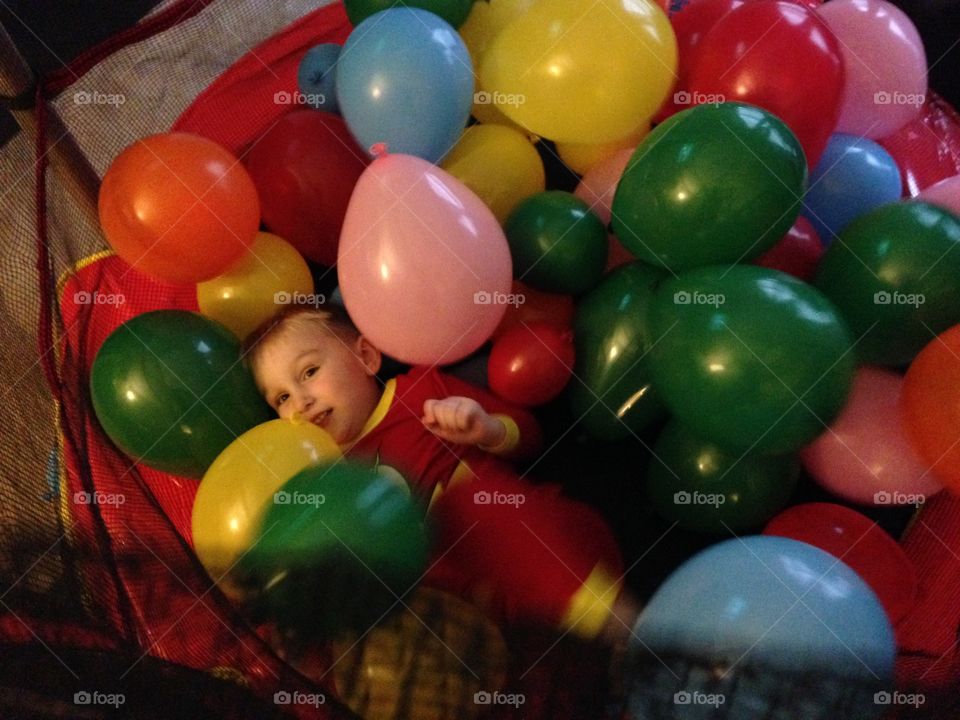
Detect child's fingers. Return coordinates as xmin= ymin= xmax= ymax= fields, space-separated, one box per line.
xmin=455 ymin=400 xmax=479 ymax=431
xmin=422 ymin=399 xmax=439 ymax=425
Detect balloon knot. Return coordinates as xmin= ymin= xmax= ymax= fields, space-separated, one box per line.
xmin=370 ymin=142 xmax=388 ymax=158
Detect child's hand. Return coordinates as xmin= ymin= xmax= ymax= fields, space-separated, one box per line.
xmin=422 ymin=397 xmax=506 ymax=449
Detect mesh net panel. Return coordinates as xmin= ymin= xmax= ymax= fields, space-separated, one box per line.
xmin=2 ymin=0 xmax=960 ymax=718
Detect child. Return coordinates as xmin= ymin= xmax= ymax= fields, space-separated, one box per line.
xmin=243 ymin=305 xmax=639 ymax=644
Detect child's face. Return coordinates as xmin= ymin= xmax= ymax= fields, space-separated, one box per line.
xmin=253 ymin=322 xmax=382 ymax=445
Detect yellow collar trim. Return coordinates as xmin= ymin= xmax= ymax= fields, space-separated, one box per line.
xmin=354 ymin=378 xmax=397 ymax=443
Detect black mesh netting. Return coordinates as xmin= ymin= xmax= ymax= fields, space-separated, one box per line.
xmin=2 ymin=1 xmax=960 ymax=719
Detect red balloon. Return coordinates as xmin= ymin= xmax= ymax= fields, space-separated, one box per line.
xmin=244 ymin=110 xmax=368 ymax=267
xmin=98 ymin=133 xmax=259 ymax=284
xmin=687 ymin=0 xmax=844 ymax=168
xmin=879 ymin=94 xmax=960 ymax=197
xmin=657 ymin=0 xmax=745 ymax=122
xmin=671 ymin=0 xmax=745 ymax=82
xmin=491 ymin=280 xmax=574 ymax=340
xmin=754 ymin=215 xmax=823 ymax=282
xmin=763 ymin=503 xmax=917 ymax=624
xmin=488 ymin=322 xmax=575 ymax=407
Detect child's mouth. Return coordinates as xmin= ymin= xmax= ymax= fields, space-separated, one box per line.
xmin=311 ymin=408 xmax=333 ymax=428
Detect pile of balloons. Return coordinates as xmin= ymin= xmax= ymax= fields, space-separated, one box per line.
xmin=85 ymin=0 xmax=960 ymax=714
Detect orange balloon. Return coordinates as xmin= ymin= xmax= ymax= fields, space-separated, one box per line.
xmin=98 ymin=133 xmax=260 ymax=284
xmin=902 ymin=324 xmax=960 ymax=491
xmin=491 ymin=279 xmax=574 ymax=339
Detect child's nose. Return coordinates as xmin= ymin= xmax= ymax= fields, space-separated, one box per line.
xmin=295 ymin=392 xmax=315 ymax=413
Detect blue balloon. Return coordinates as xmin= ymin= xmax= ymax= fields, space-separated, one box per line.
xmin=297 ymin=43 xmax=341 ymax=113
xmin=335 ymin=8 xmax=473 ymax=163
xmin=802 ymin=134 xmax=902 ymax=245
xmin=632 ymin=536 xmax=895 ymax=680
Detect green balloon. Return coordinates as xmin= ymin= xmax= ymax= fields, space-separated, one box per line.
xmin=814 ymin=201 xmax=960 ymax=367
xmin=647 ymin=419 xmax=799 ymax=533
xmin=90 ymin=311 xmax=271 ymax=478
xmin=345 ymin=0 xmax=475 ymax=28
xmin=612 ymin=103 xmax=807 ymax=272
xmin=238 ymin=462 xmax=428 ymax=641
xmin=505 ymin=190 xmax=608 ymax=294
xmin=647 ymin=265 xmax=855 ymax=454
xmin=569 ymin=262 xmax=667 ymax=440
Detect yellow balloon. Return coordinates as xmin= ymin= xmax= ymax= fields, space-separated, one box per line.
xmin=332 ymin=587 xmax=508 ymax=720
xmin=191 ymin=418 xmax=340 ymax=598
xmin=556 ymin=123 xmax=651 ymax=176
xmin=197 ymin=231 xmax=314 ymax=341
xmin=459 ymin=0 xmax=539 ymax=133
xmin=442 ymin=124 xmax=545 ymax=223
xmin=479 ymin=0 xmax=677 ymax=144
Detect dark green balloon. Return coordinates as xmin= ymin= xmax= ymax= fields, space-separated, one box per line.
xmin=505 ymin=190 xmax=608 ymax=295
xmin=612 ymin=102 xmax=807 ymax=272
xmin=238 ymin=462 xmax=428 ymax=641
xmin=89 ymin=311 xmax=271 ymax=478
xmin=814 ymin=201 xmax=960 ymax=367
xmin=647 ymin=419 xmax=799 ymax=533
xmin=345 ymin=0 xmax=475 ymax=28
xmin=568 ymin=262 xmax=667 ymax=440
xmin=647 ymin=265 xmax=855 ymax=454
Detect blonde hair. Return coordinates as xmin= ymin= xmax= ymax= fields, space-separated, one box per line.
xmin=241 ymin=305 xmax=359 ymax=379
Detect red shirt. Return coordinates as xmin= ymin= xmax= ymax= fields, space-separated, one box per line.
xmin=345 ymin=366 xmax=542 ymax=509
xmin=344 ymin=366 xmax=623 ymax=636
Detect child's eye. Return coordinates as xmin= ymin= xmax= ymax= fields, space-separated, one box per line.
xmin=303 ymin=366 xmax=318 ymax=379
xmin=275 ymin=393 xmax=289 ymax=407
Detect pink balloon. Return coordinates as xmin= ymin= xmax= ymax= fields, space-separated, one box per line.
xmin=800 ymin=366 xmax=943 ymax=505
xmin=917 ymin=175 xmax=960 ymax=216
xmin=573 ymin=149 xmax=638 ymax=271
xmin=817 ymin=0 xmax=927 ymax=139
xmin=573 ymin=147 xmax=635 ymax=227
xmin=338 ymin=153 xmax=512 ymax=365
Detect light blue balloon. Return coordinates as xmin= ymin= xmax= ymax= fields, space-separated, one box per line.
xmin=297 ymin=43 xmax=341 ymax=113
xmin=802 ymin=134 xmax=902 ymax=246
xmin=632 ymin=536 xmax=895 ymax=680
xmin=336 ymin=8 xmax=474 ymax=163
